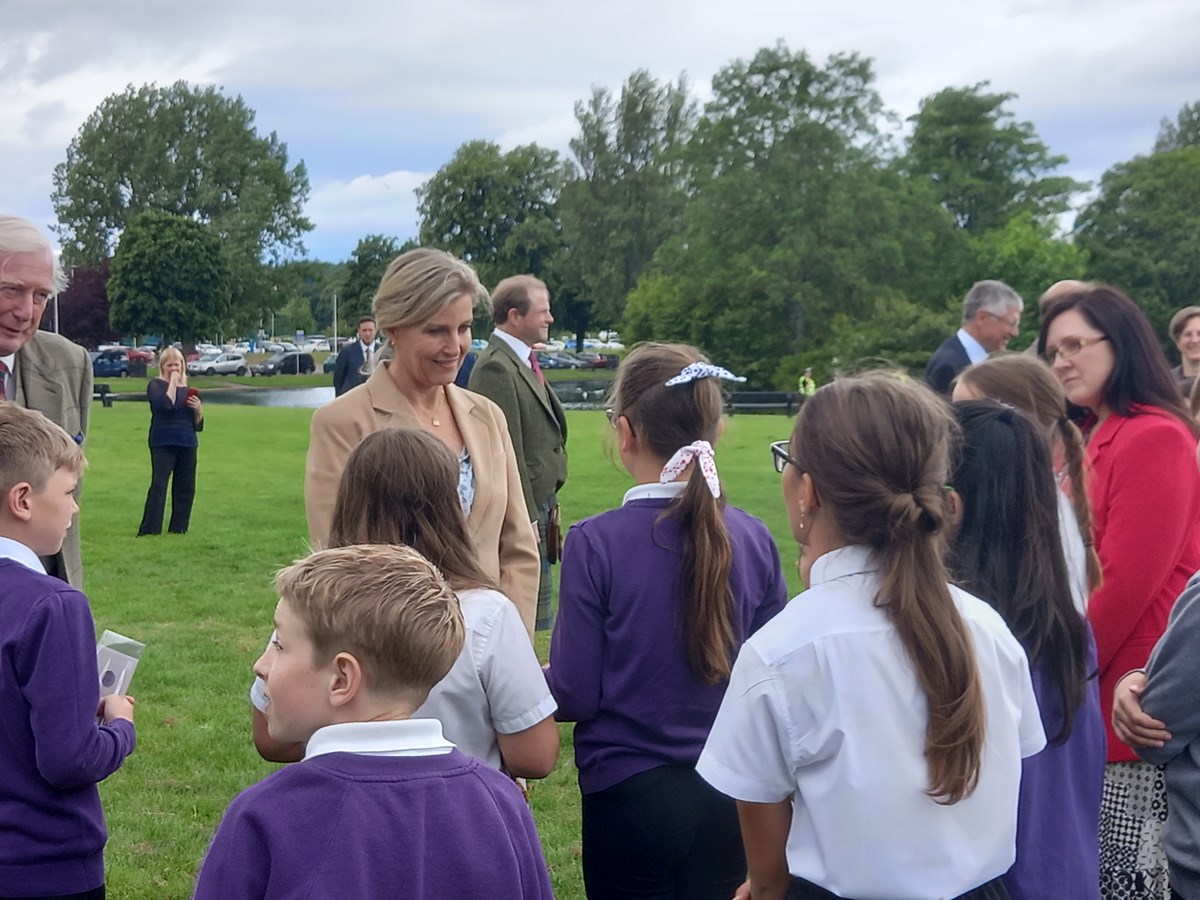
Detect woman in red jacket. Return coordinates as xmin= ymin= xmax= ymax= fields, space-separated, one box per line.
xmin=1040 ymin=285 xmax=1200 ymax=900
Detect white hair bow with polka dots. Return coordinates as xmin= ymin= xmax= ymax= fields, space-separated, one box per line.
xmin=659 ymin=440 xmax=721 ymax=499
xmin=664 ymin=362 xmax=746 ymax=387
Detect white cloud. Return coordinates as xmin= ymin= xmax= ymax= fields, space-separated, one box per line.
xmin=304 ymin=170 xmax=431 ymax=257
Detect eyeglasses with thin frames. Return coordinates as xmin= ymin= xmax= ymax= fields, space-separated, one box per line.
xmin=770 ymin=440 xmax=800 ymax=474
xmin=982 ymin=310 xmax=1021 ymax=330
xmin=1044 ymin=335 xmax=1108 ymax=364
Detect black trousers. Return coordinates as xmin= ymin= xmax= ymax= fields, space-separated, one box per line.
xmin=786 ymin=874 xmax=1010 ymax=900
xmin=581 ymin=764 xmax=745 ymax=900
xmin=138 ymin=445 xmax=197 ymax=535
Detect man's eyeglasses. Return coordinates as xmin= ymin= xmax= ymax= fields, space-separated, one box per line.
xmin=1044 ymin=335 xmax=1108 ymax=364
xmin=983 ymin=311 xmax=1021 ymax=330
xmin=770 ymin=440 xmax=800 ymax=474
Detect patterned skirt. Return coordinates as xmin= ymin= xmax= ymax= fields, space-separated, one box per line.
xmin=1099 ymin=761 xmax=1170 ymax=900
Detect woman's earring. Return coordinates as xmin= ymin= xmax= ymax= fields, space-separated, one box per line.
xmin=796 ymin=507 xmax=810 ymax=539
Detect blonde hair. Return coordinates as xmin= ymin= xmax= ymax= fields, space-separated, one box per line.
xmin=0 ymin=401 xmax=85 ymax=495
xmin=275 ymin=544 xmax=464 ymax=702
xmin=793 ymin=372 xmax=985 ymax=804
xmin=370 ymin=248 xmax=483 ymax=372
xmin=157 ymin=346 xmax=185 ymax=372
xmin=956 ymin=354 xmax=1101 ymax=593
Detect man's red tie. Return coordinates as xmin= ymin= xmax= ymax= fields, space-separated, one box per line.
xmin=529 ymin=351 xmax=545 ymax=386
xmin=0 ymin=360 xmax=10 ymax=401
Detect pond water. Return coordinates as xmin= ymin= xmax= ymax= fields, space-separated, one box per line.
xmin=118 ymin=381 xmax=612 ymax=409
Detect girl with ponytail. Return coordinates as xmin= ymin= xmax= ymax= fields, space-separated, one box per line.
xmin=698 ymin=372 xmax=1044 ymax=900
xmin=545 ymin=343 xmax=787 ymax=900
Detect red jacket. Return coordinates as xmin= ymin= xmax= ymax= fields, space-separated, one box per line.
xmin=1086 ymin=406 xmax=1200 ymax=762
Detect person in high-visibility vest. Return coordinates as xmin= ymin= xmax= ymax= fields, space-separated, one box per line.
xmin=798 ymin=367 xmax=817 ymax=398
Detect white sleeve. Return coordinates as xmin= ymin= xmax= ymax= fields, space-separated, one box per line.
xmin=1015 ymin=652 xmax=1047 ymax=759
xmin=697 ymin=643 xmax=797 ymax=803
xmin=478 ymin=598 xmax=558 ymax=734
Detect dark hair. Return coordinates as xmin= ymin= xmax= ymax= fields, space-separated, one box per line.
xmin=1038 ymin=285 xmax=1198 ymax=436
xmin=357 ymin=315 xmax=376 ymax=327
xmin=792 ymin=372 xmax=985 ymax=804
xmin=491 ymin=275 xmax=547 ymax=327
xmin=947 ymin=401 xmax=1091 ymax=744
xmin=611 ymin=342 xmax=734 ymax=684
xmin=956 ymin=354 xmax=1101 ymax=594
xmin=328 ymin=428 xmax=497 ymax=592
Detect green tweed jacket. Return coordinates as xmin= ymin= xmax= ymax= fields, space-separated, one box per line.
xmin=468 ymin=334 xmax=567 ymax=517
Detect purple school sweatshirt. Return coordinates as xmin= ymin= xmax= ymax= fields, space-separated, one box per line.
xmin=194 ymin=749 xmax=553 ymax=899
xmin=0 ymin=559 xmax=137 ymax=896
xmin=545 ymin=498 xmax=787 ymax=794
xmin=1006 ymin=632 xmax=1106 ymax=900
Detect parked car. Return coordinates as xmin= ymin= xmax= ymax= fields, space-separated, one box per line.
xmin=127 ymin=348 xmax=155 ymax=363
xmin=548 ymin=351 xmax=589 ymax=370
xmin=574 ymin=351 xmax=610 ymax=369
xmin=253 ymin=351 xmax=315 ymax=376
xmin=188 ymin=351 xmax=249 ymax=376
xmin=92 ymin=349 xmax=137 ymax=378
xmin=323 ymin=354 xmax=338 ymax=374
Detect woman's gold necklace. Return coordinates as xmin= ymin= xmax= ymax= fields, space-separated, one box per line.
xmin=422 ymin=391 xmax=445 ymax=427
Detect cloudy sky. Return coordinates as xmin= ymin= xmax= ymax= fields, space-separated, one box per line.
xmin=3 ymin=0 xmax=1198 ymax=261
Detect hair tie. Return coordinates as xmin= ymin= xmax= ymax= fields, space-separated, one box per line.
xmin=660 ymin=440 xmax=721 ymax=498
xmin=664 ymin=362 xmax=746 ymax=387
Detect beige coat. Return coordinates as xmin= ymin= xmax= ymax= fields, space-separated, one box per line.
xmin=14 ymin=331 xmax=92 ymax=588
xmin=305 ymin=364 xmax=540 ymax=635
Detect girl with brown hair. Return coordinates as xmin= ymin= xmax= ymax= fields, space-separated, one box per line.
xmin=544 ymin=343 xmax=787 ymax=900
xmin=698 ymin=372 xmax=1044 ymax=900
xmin=254 ymin=427 xmax=558 ymax=779
xmin=953 ymin=352 xmax=1102 ymax=611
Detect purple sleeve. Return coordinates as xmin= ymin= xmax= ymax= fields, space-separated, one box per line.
xmin=17 ymin=590 xmax=136 ymax=789
xmin=503 ymin=783 xmax=555 ymax=899
xmin=544 ymin=526 xmax=607 ymax=722
xmin=193 ymin=796 xmax=269 ymax=898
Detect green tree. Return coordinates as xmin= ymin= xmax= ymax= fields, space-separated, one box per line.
xmin=1074 ymin=147 xmax=1200 ymax=337
xmin=624 ymin=45 xmax=968 ymax=387
xmin=905 ymin=83 xmax=1083 ymax=232
xmin=339 ymin=234 xmax=403 ymax=324
xmin=52 ymin=81 xmax=311 ymax=324
xmin=556 ymin=70 xmax=696 ymax=336
xmin=1155 ymin=101 xmax=1200 ymax=152
xmin=107 ymin=211 xmax=232 ymax=343
xmin=417 ymin=140 xmax=571 ymax=292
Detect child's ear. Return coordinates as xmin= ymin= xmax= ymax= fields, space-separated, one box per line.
xmin=616 ymin=415 xmax=637 ymax=455
xmin=944 ymin=489 xmax=964 ymax=537
xmin=327 ymin=652 xmax=363 ymax=708
xmin=5 ymin=482 xmax=35 ymax=523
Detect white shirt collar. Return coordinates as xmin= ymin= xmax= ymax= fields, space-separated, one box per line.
xmin=807 ymin=545 xmax=880 ymax=586
xmin=955 ymin=328 xmax=989 ymax=365
xmin=0 ymin=536 xmax=46 ymax=574
xmin=304 ymin=718 xmax=455 ymax=760
xmin=622 ymin=480 xmax=687 ymax=506
xmin=491 ymin=328 xmax=534 ymax=368
xmin=0 ymin=352 xmax=14 ymax=370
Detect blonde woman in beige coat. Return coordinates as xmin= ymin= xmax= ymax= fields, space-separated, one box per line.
xmin=304 ymin=249 xmax=539 ymax=636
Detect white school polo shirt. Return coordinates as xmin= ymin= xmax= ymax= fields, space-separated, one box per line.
xmin=697 ymin=544 xmax=1044 ymax=899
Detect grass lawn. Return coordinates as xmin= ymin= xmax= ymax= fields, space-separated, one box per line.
xmin=81 ymin=402 xmax=801 ymax=897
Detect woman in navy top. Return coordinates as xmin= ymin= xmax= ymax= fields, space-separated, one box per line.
xmin=137 ymin=346 xmax=203 ymax=536
xmin=545 ymin=343 xmax=787 ymax=900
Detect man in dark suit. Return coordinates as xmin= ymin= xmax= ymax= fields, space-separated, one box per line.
xmin=0 ymin=215 xmax=92 ymax=587
xmin=332 ymin=315 xmax=379 ymax=396
xmin=925 ymin=279 xmax=1024 ymax=395
xmin=468 ymin=275 xmax=567 ymax=631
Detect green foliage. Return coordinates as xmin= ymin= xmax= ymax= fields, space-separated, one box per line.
xmin=557 ymin=70 xmax=696 ymax=333
xmin=1075 ymin=147 xmax=1200 ymax=337
xmin=624 ymin=46 xmax=968 ymax=388
xmin=269 ymin=259 xmax=346 ymax=334
xmin=905 ymin=83 xmax=1084 ymax=232
xmin=417 ymin=140 xmax=571 ymax=291
xmin=52 ymin=81 xmax=312 ymax=328
xmin=339 ymin=234 xmax=403 ymax=323
xmin=1155 ymin=101 xmax=1200 ymax=153
xmin=107 ymin=211 xmax=231 ymax=343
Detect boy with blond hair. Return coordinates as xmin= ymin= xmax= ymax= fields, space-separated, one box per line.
xmin=194 ymin=544 xmax=553 ymax=899
xmin=0 ymin=402 xmax=136 ymax=898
